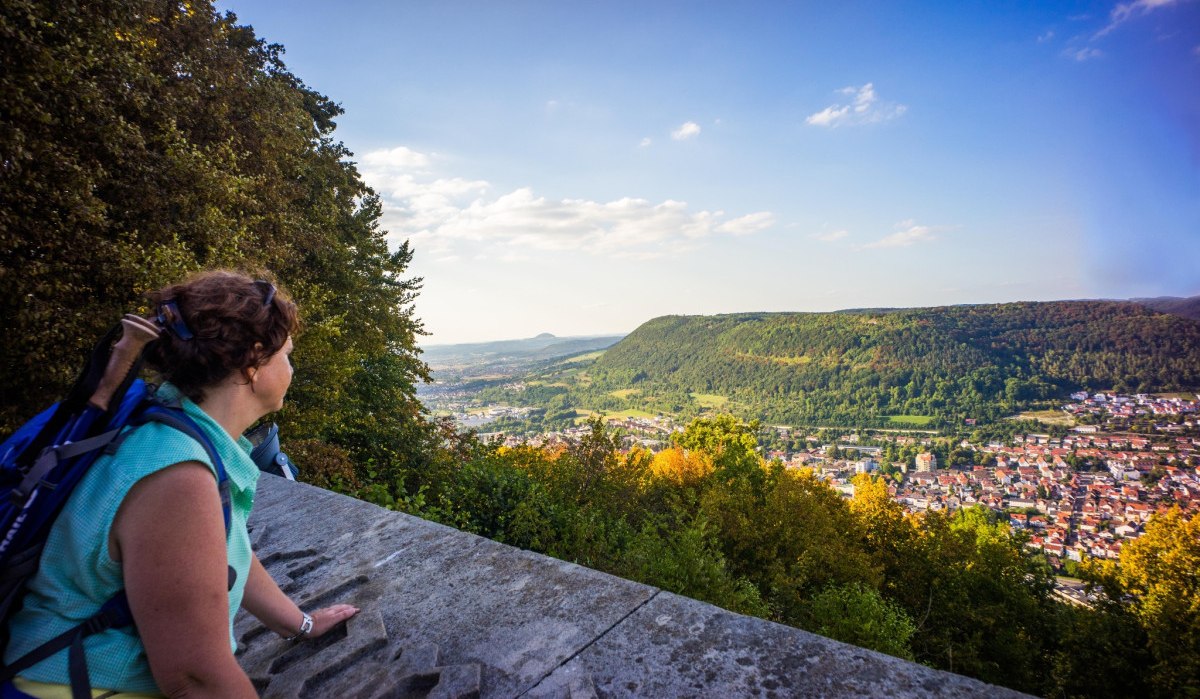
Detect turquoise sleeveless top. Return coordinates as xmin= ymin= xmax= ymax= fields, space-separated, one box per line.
xmin=3 ymin=384 xmax=260 ymax=693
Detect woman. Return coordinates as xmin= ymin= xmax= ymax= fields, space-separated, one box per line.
xmin=4 ymin=271 xmax=358 ymax=698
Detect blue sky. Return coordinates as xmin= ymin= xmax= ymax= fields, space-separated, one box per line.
xmin=217 ymin=0 xmax=1199 ymax=344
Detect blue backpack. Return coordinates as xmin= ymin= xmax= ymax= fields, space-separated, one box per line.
xmin=0 ymin=319 xmax=235 ymax=699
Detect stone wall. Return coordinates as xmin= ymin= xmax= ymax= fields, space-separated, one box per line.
xmin=236 ymin=476 xmax=1030 ymax=698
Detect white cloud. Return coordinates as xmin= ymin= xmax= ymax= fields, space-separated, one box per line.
xmin=1037 ymin=30 xmax=1056 ymax=43
xmin=361 ymin=146 xmax=431 ymax=170
xmin=814 ymin=229 xmax=849 ymax=243
xmin=860 ymin=221 xmax=938 ymax=249
xmin=806 ymin=83 xmax=907 ymax=128
xmin=671 ymin=121 xmax=701 ymax=140
xmin=716 ymin=212 xmax=776 ymax=236
xmin=1193 ymin=44 xmax=1200 ymax=58
xmin=806 ymin=105 xmax=851 ymax=127
xmin=360 ymin=146 xmax=774 ymax=260
xmin=639 ymin=137 xmax=653 ymax=148
xmin=1064 ymin=47 xmax=1104 ymax=61
xmin=1096 ymin=0 xmax=1180 ymax=38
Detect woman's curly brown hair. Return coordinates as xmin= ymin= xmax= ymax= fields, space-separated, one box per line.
xmin=144 ymin=270 xmax=299 ymax=402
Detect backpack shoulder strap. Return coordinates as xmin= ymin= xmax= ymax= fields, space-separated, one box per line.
xmin=133 ymin=405 xmax=232 ymax=534
xmin=0 ymin=592 xmax=132 ymax=698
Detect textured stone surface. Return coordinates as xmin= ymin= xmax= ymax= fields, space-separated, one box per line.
xmin=524 ymin=591 xmax=1028 ymax=698
xmin=237 ymin=476 xmax=1030 ymax=698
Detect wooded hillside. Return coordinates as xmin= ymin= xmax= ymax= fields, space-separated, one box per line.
xmin=589 ymin=301 xmax=1200 ymax=425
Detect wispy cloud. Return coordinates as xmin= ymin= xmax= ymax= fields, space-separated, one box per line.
xmin=671 ymin=121 xmax=701 ymax=140
xmin=716 ymin=212 xmax=775 ymax=236
xmin=360 ymin=146 xmax=774 ymax=260
xmin=639 ymin=137 xmax=652 ymax=148
xmin=1096 ymin=0 xmax=1181 ymax=39
xmin=859 ymin=220 xmax=939 ymax=249
xmin=1064 ymin=46 xmax=1104 ymax=61
xmin=813 ymin=229 xmax=849 ymax=243
xmin=1037 ymin=30 xmax=1056 ymax=43
xmin=806 ymin=83 xmax=907 ymax=128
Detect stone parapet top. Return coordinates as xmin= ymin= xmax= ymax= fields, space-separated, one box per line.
xmin=236 ymin=476 xmax=1030 ymax=698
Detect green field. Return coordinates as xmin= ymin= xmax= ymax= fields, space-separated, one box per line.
xmin=603 ymin=408 xmax=658 ymax=421
xmin=734 ymin=352 xmax=813 ymax=366
xmin=562 ymin=350 xmax=604 ymax=364
xmin=690 ymin=392 xmax=730 ymax=408
xmin=1017 ymin=410 xmax=1075 ymax=426
xmin=884 ymin=414 xmax=935 ymax=426
xmin=609 ymin=388 xmax=641 ymax=399
xmin=573 ymin=407 xmax=658 ymax=424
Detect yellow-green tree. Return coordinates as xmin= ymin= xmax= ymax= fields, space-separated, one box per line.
xmin=649 ymin=446 xmax=715 ymax=487
xmin=1090 ymin=506 xmax=1200 ymax=697
xmin=702 ymin=465 xmax=879 ymax=624
xmin=850 ymin=473 xmax=917 ymax=580
xmin=673 ymin=414 xmax=762 ymax=484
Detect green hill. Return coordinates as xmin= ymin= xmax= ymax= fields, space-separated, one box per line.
xmin=585 ymin=301 xmax=1200 ymax=426
xmin=422 ymin=333 xmax=623 ymax=368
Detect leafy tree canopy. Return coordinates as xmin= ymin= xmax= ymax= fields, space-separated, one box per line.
xmin=0 ymin=0 xmax=429 ymax=472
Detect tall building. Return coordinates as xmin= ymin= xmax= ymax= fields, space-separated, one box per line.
xmin=915 ymin=452 xmax=938 ymax=472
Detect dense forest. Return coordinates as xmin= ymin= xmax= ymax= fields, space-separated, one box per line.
xmin=579 ymin=303 xmax=1200 ymax=426
xmin=2 ymin=3 xmax=1197 ymax=697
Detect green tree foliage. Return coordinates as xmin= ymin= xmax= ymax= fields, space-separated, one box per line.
xmin=700 ymin=466 xmax=879 ymax=624
xmin=0 ymin=0 xmax=429 ymax=473
xmin=805 ymin=582 xmax=916 ymax=660
xmin=619 ymin=514 xmax=768 ymax=617
xmin=897 ymin=508 xmax=1056 ymax=691
xmin=1049 ymin=601 xmax=1152 ymax=699
xmin=672 ymin=414 xmax=762 ymax=482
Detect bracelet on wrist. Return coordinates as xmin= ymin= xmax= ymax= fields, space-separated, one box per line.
xmin=283 ymin=611 xmax=313 ymax=642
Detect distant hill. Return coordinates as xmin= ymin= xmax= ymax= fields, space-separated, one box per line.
xmin=587 ymin=300 xmax=1200 ymax=426
xmin=1134 ymin=295 xmax=1200 ymax=322
xmin=422 ymin=333 xmax=624 ymax=368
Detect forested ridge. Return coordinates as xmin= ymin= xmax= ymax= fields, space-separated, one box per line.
xmin=588 ymin=302 xmax=1200 ymax=425
xmin=1136 ymin=295 xmax=1200 ymax=322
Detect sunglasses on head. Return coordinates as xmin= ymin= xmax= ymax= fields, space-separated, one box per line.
xmin=254 ymin=279 xmax=276 ymax=308
xmin=157 ymin=279 xmax=277 ymax=341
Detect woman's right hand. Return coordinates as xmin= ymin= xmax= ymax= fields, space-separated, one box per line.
xmin=307 ymin=604 xmax=360 ymax=638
